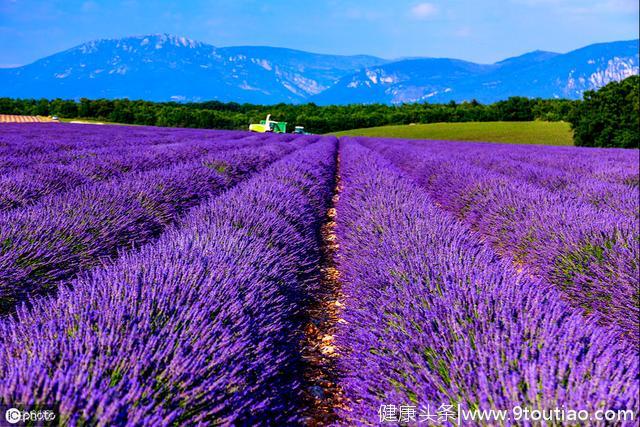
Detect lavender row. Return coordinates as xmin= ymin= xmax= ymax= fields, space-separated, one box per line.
xmin=0 ymin=138 xmax=312 ymax=313
xmin=334 ymin=139 xmax=639 ymax=425
xmin=367 ymin=138 xmax=638 ymax=220
xmin=0 ymin=124 xmax=172 ymax=171
xmin=409 ymin=138 xmax=639 ymax=187
xmin=7 ymin=132 xmax=296 ymax=178
xmin=441 ymin=145 xmax=638 ymax=218
xmin=0 ymin=133 xmax=286 ymax=212
xmin=0 ymin=137 xmax=337 ymax=425
xmin=361 ymin=137 xmax=639 ymax=342
xmin=0 ymin=146 xmax=207 ymax=212
xmin=0 ymin=123 xmax=247 ymax=156
xmin=479 ymin=159 xmax=638 ymax=218
xmin=0 ymin=124 xmax=264 ymax=174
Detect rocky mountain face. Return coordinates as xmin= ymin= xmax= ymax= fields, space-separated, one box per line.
xmin=1 ymin=35 xmax=637 ymax=104
xmin=0 ymin=34 xmax=387 ymax=104
xmin=312 ymin=40 xmax=639 ymax=104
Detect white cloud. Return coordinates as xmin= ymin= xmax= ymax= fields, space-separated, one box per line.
xmin=410 ymin=3 xmax=438 ymax=19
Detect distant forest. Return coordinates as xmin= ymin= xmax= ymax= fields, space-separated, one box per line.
xmin=0 ymin=96 xmax=575 ymax=134
xmin=1 ymin=76 xmax=637 ymax=148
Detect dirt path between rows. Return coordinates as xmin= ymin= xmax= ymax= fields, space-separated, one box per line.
xmin=301 ymin=151 xmax=346 ymax=425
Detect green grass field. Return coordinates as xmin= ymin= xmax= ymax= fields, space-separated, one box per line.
xmin=332 ymin=121 xmax=574 ymax=146
xmin=60 ymin=118 xmax=142 ymax=126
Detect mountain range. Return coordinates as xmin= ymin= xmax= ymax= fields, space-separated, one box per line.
xmin=1 ymin=34 xmax=637 ymax=105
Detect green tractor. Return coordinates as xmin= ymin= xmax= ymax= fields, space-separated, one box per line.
xmin=293 ymin=126 xmax=311 ymax=135
xmin=249 ymin=114 xmax=287 ymax=133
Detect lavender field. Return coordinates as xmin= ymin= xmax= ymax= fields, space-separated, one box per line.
xmin=0 ymin=123 xmax=638 ymax=426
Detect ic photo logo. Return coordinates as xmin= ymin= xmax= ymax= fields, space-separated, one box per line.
xmin=4 ymin=409 xmax=20 ymax=425
xmin=2 ymin=406 xmax=57 ymax=426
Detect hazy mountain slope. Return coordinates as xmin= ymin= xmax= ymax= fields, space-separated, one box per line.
xmin=0 ymin=34 xmax=387 ymax=103
xmin=1 ymin=35 xmax=637 ymax=104
xmin=311 ymin=39 xmax=639 ymax=104
xmin=311 ymin=58 xmax=496 ymax=104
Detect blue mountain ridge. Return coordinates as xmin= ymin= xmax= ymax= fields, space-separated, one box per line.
xmin=1 ymin=34 xmax=637 ymax=104
xmin=312 ymin=40 xmax=639 ymax=104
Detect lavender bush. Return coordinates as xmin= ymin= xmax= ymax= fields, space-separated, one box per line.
xmin=0 ymin=123 xmax=636 ymax=426
xmin=0 ymin=137 xmax=337 ymax=425
xmin=0 ymin=136 xmax=314 ymax=313
xmin=334 ymin=138 xmax=638 ymax=425
xmin=360 ymin=137 xmax=639 ymax=342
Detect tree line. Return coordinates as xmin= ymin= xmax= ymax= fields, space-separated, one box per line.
xmin=0 ymin=75 xmax=637 ymax=148
xmin=0 ymin=96 xmax=575 ymax=133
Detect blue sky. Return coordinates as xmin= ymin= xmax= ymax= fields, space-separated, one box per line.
xmin=0 ymin=0 xmax=638 ymax=67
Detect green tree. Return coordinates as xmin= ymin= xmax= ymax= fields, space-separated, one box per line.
xmin=494 ymin=97 xmax=536 ymax=121
xmin=569 ymin=76 xmax=639 ymax=148
xmin=0 ymin=94 xmax=582 ymax=132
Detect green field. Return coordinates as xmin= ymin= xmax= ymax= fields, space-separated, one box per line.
xmin=60 ymin=118 xmax=141 ymax=126
xmin=332 ymin=121 xmax=574 ymax=146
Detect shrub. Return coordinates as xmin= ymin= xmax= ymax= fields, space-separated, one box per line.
xmin=569 ymin=76 xmax=640 ymax=148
